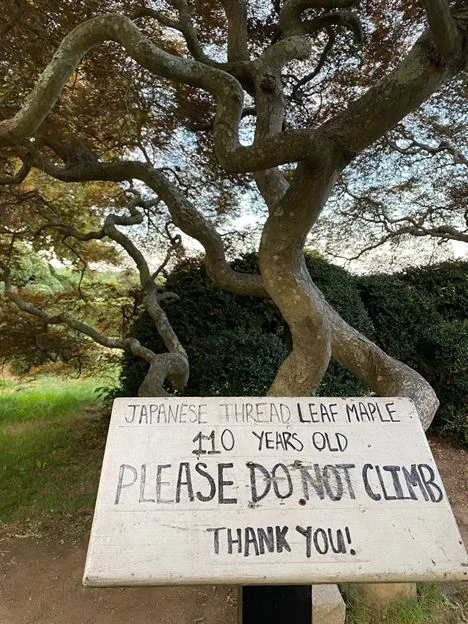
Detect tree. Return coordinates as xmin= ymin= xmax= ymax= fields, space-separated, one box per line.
xmin=0 ymin=0 xmax=467 ymax=431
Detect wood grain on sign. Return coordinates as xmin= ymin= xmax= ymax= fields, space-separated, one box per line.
xmin=83 ymin=397 xmax=467 ymax=586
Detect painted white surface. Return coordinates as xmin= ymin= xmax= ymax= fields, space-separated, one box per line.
xmin=83 ymin=397 xmax=467 ymax=586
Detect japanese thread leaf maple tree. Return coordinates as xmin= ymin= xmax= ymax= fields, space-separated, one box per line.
xmin=1 ymin=0 xmax=467 ymax=429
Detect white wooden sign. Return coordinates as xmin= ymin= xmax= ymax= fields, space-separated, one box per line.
xmin=83 ymin=397 xmax=467 ymax=586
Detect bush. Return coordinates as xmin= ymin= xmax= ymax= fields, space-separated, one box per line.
xmin=119 ymin=254 xmax=373 ymax=399
xmin=119 ymin=257 xmax=288 ymax=397
xmin=358 ymin=263 xmax=468 ymax=443
xmin=400 ymin=260 xmax=468 ymax=321
xmin=119 ymin=256 xmax=467 ymax=446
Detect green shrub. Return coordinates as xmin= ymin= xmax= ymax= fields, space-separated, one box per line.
xmin=400 ymin=260 xmax=468 ymax=321
xmin=358 ymin=265 xmax=467 ymax=443
xmin=119 ymin=257 xmax=288 ymax=397
xmin=119 ymin=256 xmax=467 ymax=446
xmin=119 ymin=254 xmax=372 ymax=399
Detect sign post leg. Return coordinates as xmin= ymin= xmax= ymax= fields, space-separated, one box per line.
xmin=241 ymin=585 xmax=312 ymax=624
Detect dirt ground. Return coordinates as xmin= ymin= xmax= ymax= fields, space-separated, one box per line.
xmin=0 ymin=437 xmax=466 ymax=624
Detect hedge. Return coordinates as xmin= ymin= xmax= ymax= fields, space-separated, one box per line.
xmin=119 ymin=256 xmax=467 ymax=445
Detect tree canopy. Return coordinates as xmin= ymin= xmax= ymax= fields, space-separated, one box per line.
xmin=0 ymin=0 xmax=467 ymax=429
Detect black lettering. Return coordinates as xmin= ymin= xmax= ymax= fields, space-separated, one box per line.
xmin=179 ymin=404 xmax=187 ymax=423
xmin=207 ymin=527 xmax=224 ymax=554
xmin=402 ymin=464 xmax=429 ymax=501
xmin=300 ymin=464 xmax=325 ymax=500
xmin=312 ymin=432 xmax=326 ymax=451
xmin=367 ymin=402 xmax=377 ymax=421
xmin=220 ymin=403 xmax=233 ymax=422
xmin=115 ymin=464 xmax=137 ymax=504
xmin=320 ymin=403 xmax=333 ymax=422
xmin=296 ymin=525 xmax=312 ymax=557
xmin=139 ymin=464 xmax=155 ymax=502
xmin=198 ymin=403 xmax=207 ymax=424
xmin=383 ymin=465 xmax=408 ymax=499
xmin=149 ymin=404 xmax=157 ymax=424
xmin=251 ymin=430 xmax=264 ymax=450
xmin=167 ymin=403 xmax=179 ymax=423
xmin=297 ymin=402 xmax=308 ymax=423
xmin=272 ymin=463 xmax=293 ymax=499
xmin=138 ymin=404 xmax=148 ymax=424
xmin=126 ymin=404 xmax=137 ymax=424
xmin=279 ymin=404 xmax=291 ymax=423
xmin=258 ymin=527 xmax=275 ymax=554
xmin=195 ymin=462 xmax=216 ymax=502
xmin=358 ymin=402 xmax=371 ymax=422
xmin=275 ymin=431 xmax=286 ymax=451
xmin=362 ymin=464 xmax=381 ymax=501
xmin=385 ymin=402 xmax=400 ymax=422
xmin=346 ymin=403 xmax=360 ymax=422
xmin=376 ymin=464 xmax=397 ymax=500
xmin=308 ymin=404 xmax=319 ymax=423
xmin=313 ymin=528 xmax=329 ymax=555
xmin=323 ymin=465 xmax=344 ymax=501
xmin=227 ymin=528 xmax=242 ymax=554
xmin=336 ymin=464 xmax=356 ymax=499
xmin=275 ymin=526 xmax=291 ymax=552
xmin=244 ymin=527 xmax=260 ymax=556
xmin=328 ymin=528 xmax=346 ymax=554
xmin=156 ymin=464 xmax=173 ymax=503
xmin=218 ymin=463 xmax=237 ymax=504
xmin=336 ymin=433 xmax=348 ymax=452
xmin=175 ymin=462 xmax=195 ymax=502
xmin=270 ymin=402 xmax=281 ymax=423
xmin=324 ymin=432 xmax=339 ymax=452
xmin=221 ymin=429 xmax=235 ymax=451
xmin=188 ymin=404 xmax=198 ymax=423
xmin=418 ymin=464 xmax=444 ymax=503
xmin=282 ymin=431 xmax=292 ymax=450
xmin=255 ymin=402 xmax=268 ymax=423
xmin=291 ymin=432 xmax=304 ymax=452
xmin=249 ymin=462 xmax=271 ymax=503
xmin=158 ymin=403 xmax=167 ymax=423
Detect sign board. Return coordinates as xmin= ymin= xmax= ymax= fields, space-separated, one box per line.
xmin=84 ymin=397 xmax=467 ymax=586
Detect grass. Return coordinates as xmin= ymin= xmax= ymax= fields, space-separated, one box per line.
xmin=0 ymin=375 xmax=108 ymax=536
xmin=0 ymin=376 xmax=103 ymax=424
xmin=345 ymin=582 xmax=467 ymax=624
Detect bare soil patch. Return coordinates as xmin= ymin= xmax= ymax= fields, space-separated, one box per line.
xmin=428 ymin=436 xmax=468 ymax=546
xmin=0 ymin=536 xmax=238 ymax=624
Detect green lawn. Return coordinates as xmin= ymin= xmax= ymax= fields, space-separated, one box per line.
xmin=344 ymin=582 xmax=465 ymax=624
xmin=0 ymin=376 xmax=109 ymax=535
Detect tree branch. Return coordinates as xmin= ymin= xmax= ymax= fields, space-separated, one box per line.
xmin=0 ymin=14 xmax=325 ymax=173
xmin=0 ymin=156 xmax=32 ymax=185
xmin=219 ymin=0 xmax=249 ymax=62
xmin=291 ymin=28 xmax=335 ymax=101
xmin=279 ymin=0 xmax=359 ymax=36
xmin=321 ymin=10 xmax=467 ymax=156
xmin=1 ymin=190 xmax=190 ymax=395
xmin=321 ymin=289 xmax=439 ymax=430
xmin=28 ymin=155 xmax=267 ymax=297
xmin=387 ymin=137 xmax=468 ymax=166
xmin=422 ymin=0 xmax=462 ymax=63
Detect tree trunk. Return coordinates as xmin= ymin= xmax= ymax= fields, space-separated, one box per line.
xmin=260 ymin=159 xmax=339 ymax=396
